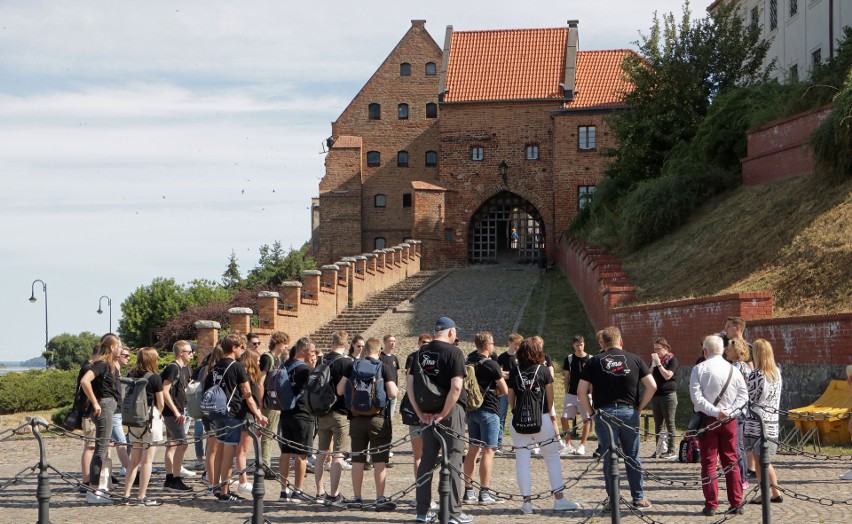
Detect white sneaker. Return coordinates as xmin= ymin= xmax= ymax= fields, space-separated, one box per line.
xmin=180 ymin=466 xmax=197 ymax=478
xmin=323 ymin=462 xmax=331 ymax=471
xmin=430 ymin=500 xmax=439 ymax=510
xmin=575 ymin=444 xmax=586 ymax=455
xmin=86 ymin=489 xmax=111 ymax=505
xmin=560 ymin=443 xmax=576 ymax=456
xmin=531 ymin=446 xmax=541 ymax=456
xmin=554 ymin=497 xmax=580 ymax=511
xmin=520 ymin=501 xmax=533 ymax=514
xmin=237 ymin=481 xmax=252 ymax=493
xmin=118 ymin=467 xmax=126 ymax=477
xmin=340 ymin=461 xmax=352 ymax=470
xmin=389 ymin=451 xmax=394 ymax=458
xmin=840 ymin=470 xmax=852 ymax=480
xmin=462 ymin=489 xmax=477 ymax=504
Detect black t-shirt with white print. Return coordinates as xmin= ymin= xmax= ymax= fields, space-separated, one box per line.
xmin=416 ymin=340 xmax=467 ymax=409
xmin=508 ymin=363 xmax=552 ymax=415
xmin=204 ymin=357 xmax=250 ymax=418
xmin=160 ymin=362 xmax=191 ymax=417
xmin=579 ymin=348 xmax=651 ymax=409
xmin=466 ymin=351 xmax=503 ymax=415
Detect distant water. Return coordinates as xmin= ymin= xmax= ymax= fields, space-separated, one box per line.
xmin=0 ymin=366 xmax=41 ymax=376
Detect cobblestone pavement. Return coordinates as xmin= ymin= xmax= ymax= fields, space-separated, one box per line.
xmin=2 ymin=267 xmax=851 ymax=523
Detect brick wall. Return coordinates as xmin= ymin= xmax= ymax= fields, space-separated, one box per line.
xmin=556 ymin=235 xmax=852 ymax=366
xmin=741 ymin=105 xmax=832 ymax=186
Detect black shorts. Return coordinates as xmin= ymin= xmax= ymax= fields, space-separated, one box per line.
xmin=279 ymin=414 xmax=315 ymax=455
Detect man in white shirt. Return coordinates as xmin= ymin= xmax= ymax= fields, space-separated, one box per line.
xmin=689 ymin=335 xmax=748 ymax=516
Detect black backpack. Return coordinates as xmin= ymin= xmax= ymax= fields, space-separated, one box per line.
xmin=410 ymin=350 xmax=446 ymax=413
xmin=306 ymin=353 xmax=347 ymax=416
xmin=512 ymin=365 xmax=543 ymax=434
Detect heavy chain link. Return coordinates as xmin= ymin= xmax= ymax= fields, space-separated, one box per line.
xmin=773 ymin=483 xmax=852 ymax=506
xmin=768 ymin=437 xmax=852 ymax=461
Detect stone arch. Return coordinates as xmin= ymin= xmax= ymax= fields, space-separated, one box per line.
xmin=467 ymin=191 xmax=546 ymax=264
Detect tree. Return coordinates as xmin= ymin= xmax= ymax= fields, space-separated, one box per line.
xmin=222 ymin=250 xmax=243 ymax=289
xmin=47 ymin=332 xmax=101 ymax=371
xmin=119 ymin=278 xmax=187 ymax=347
xmin=245 ymin=241 xmax=316 ymax=288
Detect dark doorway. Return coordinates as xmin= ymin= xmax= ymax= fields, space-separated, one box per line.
xmin=468 ymin=191 xmax=545 ymax=264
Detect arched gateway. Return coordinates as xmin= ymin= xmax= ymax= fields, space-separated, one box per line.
xmin=468 ymin=191 xmax=545 ymax=264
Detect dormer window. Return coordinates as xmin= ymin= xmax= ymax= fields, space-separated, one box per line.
xmin=400 ymin=63 xmax=411 ymax=76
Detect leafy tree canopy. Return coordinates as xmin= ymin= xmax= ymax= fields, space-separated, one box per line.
xmin=47 ymin=331 xmax=101 ymax=371
xmin=244 ymin=241 xmax=316 ymax=288
xmin=222 ymin=250 xmax=242 ymax=290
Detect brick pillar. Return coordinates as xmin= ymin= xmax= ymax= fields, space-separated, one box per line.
xmin=335 ymin=260 xmax=352 ymax=311
xmin=228 ymin=307 xmax=253 ymax=335
xmin=280 ymin=282 xmax=302 ymax=316
xmin=321 ymin=264 xmax=339 ymax=295
xmin=194 ymin=320 xmax=221 ymax=363
xmin=400 ymin=242 xmax=411 ymax=263
xmin=354 ymin=256 xmax=367 ymax=278
xmin=257 ymin=291 xmax=279 ymax=331
xmin=364 ymin=253 xmax=377 ymax=274
xmin=302 ymin=270 xmax=321 ymax=302
xmin=373 ymin=250 xmax=386 ymax=272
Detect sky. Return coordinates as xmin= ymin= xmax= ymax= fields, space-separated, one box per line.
xmin=1 ymin=0 xmax=692 ymax=363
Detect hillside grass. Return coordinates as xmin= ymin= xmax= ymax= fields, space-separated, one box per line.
xmin=618 ymin=173 xmax=852 ymax=316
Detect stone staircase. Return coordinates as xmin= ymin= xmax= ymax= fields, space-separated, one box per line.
xmin=308 ymin=270 xmax=445 ymax=351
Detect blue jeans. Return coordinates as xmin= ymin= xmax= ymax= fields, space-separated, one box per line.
xmin=497 ymin=395 xmax=509 ymax=446
xmin=194 ymin=418 xmax=205 ymax=458
xmin=111 ymin=412 xmax=127 ymax=444
xmin=466 ymin=409 xmax=500 ymax=448
xmin=595 ymin=404 xmax=645 ymax=503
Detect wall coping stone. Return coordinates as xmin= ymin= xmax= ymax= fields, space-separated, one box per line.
xmin=364 ymin=253 xmax=378 ymax=258
xmin=335 ymin=261 xmax=352 ymax=267
xmin=321 ymin=264 xmax=340 ymax=270
xmin=281 ymin=281 xmax=303 ymax=288
xmin=228 ymin=307 xmax=253 ymax=315
xmin=257 ymin=291 xmax=280 ymax=298
xmin=194 ymin=320 xmax=221 ymax=329
xmin=302 ymin=270 xmax=322 ymax=276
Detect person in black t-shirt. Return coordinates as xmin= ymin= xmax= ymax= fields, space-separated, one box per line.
xmin=206 ymin=333 xmax=268 ymax=503
xmin=276 ymin=337 xmax=314 ymax=502
xmin=461 ymin=331 xmax=507 ymax=505
xmin=380 ymin=334 xmax=400 ymax=418
xmin=650 ymin=338 xmax=678 ymax=458
xmin=495 ymin=333 xmax=523 ymax=449
xmin=123 ymin=347 xmax=165 ymax=506
xmin=403 ymin=333 xmax=432 ymax=484
xmin=408 ymin=317 xmax=469 ymax=522
xmin=560 ymin=335 xmax=592 ymax=455
xmin=314 ymin=331 xmax=352 ymax=503
xmin=161 ymin=340 xmax=194 ymax=492
xmin=578 ymin=326 xmax=655 ymax=509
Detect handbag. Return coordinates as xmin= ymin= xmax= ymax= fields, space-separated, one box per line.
xmin=688 ymin=364 xmax=735 ymax=433
xmin=64 ymin=407 xmax=83 ymax=430
xmin=400 ymin=393 xmax=422 ymax=426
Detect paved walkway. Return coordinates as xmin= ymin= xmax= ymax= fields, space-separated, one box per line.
xmin=2 ymin=267 xmax=851 ymax=523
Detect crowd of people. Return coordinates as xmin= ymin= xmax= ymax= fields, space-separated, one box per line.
xmin=69 ymin=314 xmax=850 ymax=521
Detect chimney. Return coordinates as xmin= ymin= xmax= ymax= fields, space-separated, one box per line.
xmin=562 ymin=20 xmax=579 ymax=99
xmin=411 ymin=19 xmax=426 ymax=29
xmin=438 ymin=25 xmax=453 ymax=102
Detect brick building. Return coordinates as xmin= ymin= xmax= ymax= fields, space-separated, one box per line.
xmin=314 ymin=19 xmax=634 ymax=268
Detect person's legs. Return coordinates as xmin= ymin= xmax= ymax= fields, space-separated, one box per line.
xmin=540 ymin=418 xmax=566 ymax=496
xmin=699 ymin=425 xmax=721 ymax=509
xmin=373 ymin=462 xmax=387 ymax=498
xmin=219 ymin=443 xmax=238 ymax=495
xmin=443 ymin=405 xmax=465 ymax=516
xmin=717 ymin=420 xmax=743 ymax=507
xmin=416 ymin=423 xmax=440 ymax=515
xmin=81 ymin=418 xmax=96 ymax=485
xmin=369 ymin=415 xmax=392 ymax=498
xmin=736 ymin=417 xmax=747 ymax=484
xmin=651 ymin=396 xmax=664 ymax=452
xmin=350 ymin=462 xmax=365 ymax=498
xmin=664 ymin=393 xmax=677 ymax=453
xmin=89 ymin=398 xmax=116 ymax=491
xmin=137 ymin=445 xmax=157 ymax=500
xmin=110 ymin=413 xmax=130 ymax=470
xmin=497 ymin=395 xmax=509 ymax=448
xmin=237 ymin=430 xmax=252 ymax=484
xmin=594 ymin=409 xmax=617 ymax=501
xmin=124 ymin=442 xmax=143 ymax=498
xmin=194 ymin=418 xmax=206 ymax=463
xmin=293 ymin=455 xmax=307 ymax=490
xmin=261 ymin=407 xmax=280 ymax=470
xmin=619 ymin=408 xmax=645 ymax=503
xmin=208 ymin=438 xmax=222 ymax=491
xmin=509 ymin=427 xmax=533 ymax=497
xmin=462 ymin=412 xmax=482 ymax=491
xmin=410 ymin=426 xmax=423 ymax=479
xmin=477 ymin=410 xmax=500 ymax=490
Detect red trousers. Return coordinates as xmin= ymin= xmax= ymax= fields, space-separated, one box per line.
xmin=699 ymin=418 xmax=743 ymax=509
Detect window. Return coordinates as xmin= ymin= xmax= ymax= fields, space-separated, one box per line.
xmin=789 ymin=64 xmax=799 ymax=82
xmin=367 ymin=151 xmax=381 ymax=167
xmin=398 ymin=103 xmax=409 ymax=120
xmin=750 ymin=6 xmax=759 ymax=28
xmin=578 ymin=185 xmax=596 ymax=210
xmin=397 ymin=150 xmax=409 ymax=167
xmin=444 ymin=229 xmax=453 ymax=241
xmin=425 ymin=62 xmax=437 ymax=76
xmin=769 ymin=0 xmax=777 ymax=30
xmin=400 ymin=62 xmax=411 ymax=76
xmin=374 ymin=194 xmax=386 ymax=208
xmin=425 ymin=150 xmax=438 ymax=166
xmin=578 ymin=126 xmax=596 ymax=150
xmin=426 ymin=102 xmax=438 ymax=118
xmin=375 ymin=237 xmax=386 ymax=249
xmin=471 ymin=146 xmax=484 ymax=161
xmin=812 ymin=48 xmax=822 ymax=67
xmin=402 ymin=193 xmax=412 ymax=208
xmin=368 ymin=103 xmax=381 ymax=120
xmin=525 ymin=144 xmax=539 ymax=160
xmin=790 ymin=0 xmax=797 ymax=16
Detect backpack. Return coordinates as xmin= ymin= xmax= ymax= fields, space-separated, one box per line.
xmin=410 ymin=351 xmax=446 ymax=414
xmin=345 ymin=359 xmax=387 ymax=416
xmin=511 ymin=365 xmax=543 ymax=434
xmin=678 ymin=436 xmax=701 ymax=463
xmin=463 ymin=360 xmax=485 ymax=412
xmin=120 ymin=372 xmax=154 ymax=428
xmin=268 ymin=361 xmax=308 ymax=412
xmin=186 ymin=361 xmax=210 ymax=419
xmin=305 ymin=353 xmax=346 ymax=416
xmin=200 ymin=361 xmax=237 ymax=417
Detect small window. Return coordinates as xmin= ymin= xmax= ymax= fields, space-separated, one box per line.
xmin=375 ymin=237 xmax=386 ymax=249
xmin=425 ymin=151 xmax=438 ymax=167
xmin=790 ymin=0 xmax=797 ymax=16
xmin=750 ymin=6 xmax=759 ymax=28
xmin=444 ymin=229 xmax=453 ymax=241
xmin=398 ymin=103 xmax=409 ymax=120
xmin=367 ymin=151 xmax=381 ymax=167
xmin=400 ymin=62 xmax=411 ymax=76
xmin=368 ymin=103 xmax=381 ymax=120
xmin=397 ymin=151 xmax=409 ymax=167
xmin=425 ymin=62 xmax=437 ymax=76
xmin=402 ymin=193 xmax=412 ymax=208
xmin=579 ymin=126 xmax=596 ymax=150
xmin=374 ymin=194 xmax=386 ymax=208
xmin=789 ymin=64 xmax=799 ymax=82
xmin=578 ymin=185 xmax=596 ymax=210
xmin=471 ymin=147 xmax=484 ymax=161
xmin=769 ymin=0 xmax=778 ymax=30
xmin=812 ymin=48 xmax=822 ymax=67
xmin=525 ymin=144 xmax=539 ymax=160
xmin=426 ymin=102 xmax=438 ymax=118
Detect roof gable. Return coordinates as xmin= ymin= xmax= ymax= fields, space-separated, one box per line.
xmin=568 ymin=49 xmax=635 ymax=109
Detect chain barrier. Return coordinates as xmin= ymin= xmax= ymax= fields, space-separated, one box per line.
xmin=761 ymin=404 xmax=851 ymax=421
xmin=767 ymin=437 xmax=852 ymax=461
xmin=615 ymin=447 xmax=740 ymax=487
xmin=772 ymin=483 xmax=852 ymax=506
xmin=250 ymin=421 xmax=413 ymax=458
xmin=0 ymin=419 xmax=39 ymax=443
xmin=0 ymin=464 xmax=38 ymax=491
xmin=45 ymin=421 xmax=228 ymax=450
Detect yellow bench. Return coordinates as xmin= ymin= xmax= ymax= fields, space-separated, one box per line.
xmin=788 ymin=380 xmax=852 ymax=445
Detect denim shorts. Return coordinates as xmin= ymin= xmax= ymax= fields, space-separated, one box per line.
xmin=111 ymin=413 xmax=127 ymax=444
xmin=466 ymin=409 xmax=500 ymax=449
xmin=211 ymin=415 xmax=243 ymax=446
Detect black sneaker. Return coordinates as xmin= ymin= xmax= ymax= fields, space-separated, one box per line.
xmin=347 ymin=496 xmax=364 ymax=509
xmin=376 ymin=496 xmax=397 ymax=512
xmin=702 ymin=507 xmax=717 ymax=516
xmin=163 ymin=477 xmax=174 ymax=490
xmin=217 ymin=492 xmax=245 ymax=503
xmin=324 ymin=493 xmax=347 ymax=507
xmin=166 ymin=477 xmax=192 ymax=492
xmin=727 ymin=506 xmax=744 ymax=515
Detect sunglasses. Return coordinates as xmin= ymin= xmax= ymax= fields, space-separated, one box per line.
xmin=251 ymin=341 xmax=261 ymax=346
xmin=120 ymin=353 xmax=130 ymax=358
xmin=181 ymin=349 xmax=194 ymax=354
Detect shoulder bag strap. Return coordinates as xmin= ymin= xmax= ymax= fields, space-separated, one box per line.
xmin=711 ymin=364 xmax=735 ymax=407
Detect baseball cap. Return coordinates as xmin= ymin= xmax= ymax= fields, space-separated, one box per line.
xmin=435 ymin=316 xmax=457 ymax=331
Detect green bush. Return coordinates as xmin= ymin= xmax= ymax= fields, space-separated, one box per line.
xmin=812 ymin=70 xmax=852 ymax=179
xmin=0 ymin=369 xmax=77 ymax=414
xmin=52 ymin=405 xmax=72 ymax=428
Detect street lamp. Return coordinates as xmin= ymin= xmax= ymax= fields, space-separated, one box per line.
xmin=29 ymin=279 xmax=49 ymax=369
xmin=499 ymin=160 xmax=509 ymax=185
xmin=97 ymin=295 xmax=112 ymax=334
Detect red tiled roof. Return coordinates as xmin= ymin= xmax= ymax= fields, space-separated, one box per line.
xmin=568 ymin=50 xmax=634 ymax=109
xmin=445 ymin=28 xmax=570 ymax=102
xmin=332 ymin=135 xmax=362 ymax=149
xmin=411 ymin=181 xmax=447 ymax=191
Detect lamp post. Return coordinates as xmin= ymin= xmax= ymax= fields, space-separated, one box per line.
xmin=28 ymin=279 xmax=49 ymax=369
xmin=499 ymin=160 xmax=508 ymax=185
xmin=97 ymin=295 xmax=112 ymax=334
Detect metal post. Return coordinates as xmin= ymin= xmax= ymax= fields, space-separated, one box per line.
xmin=31 ymin=416 xmax=51 ymax=524
xmin=600 ymin=414 xmax=621 ymax=524
xmin=433 ymin=422 xmax=451 ymax=524
xmin=244 ymin=421 xmax=268 ymax=524
xmin=751 ymin=408 xmax=771 ymax=524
